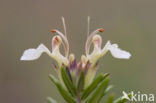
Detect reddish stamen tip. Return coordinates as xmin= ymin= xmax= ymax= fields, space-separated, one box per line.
xmin=50 ymin=29 xmax=56 ymax=33
xmin=98 ymin=28 xmax=104 ymax=32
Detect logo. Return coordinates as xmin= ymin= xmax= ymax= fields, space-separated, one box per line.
xmin=123 ymin=91 xmax=155 ymax=102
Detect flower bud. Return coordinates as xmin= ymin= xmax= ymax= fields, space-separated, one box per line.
xmin=69 ymin=53 xmax=75 ymax=63
xmin=69 ymin=53 xmax=76 ymax=70
xmin=81 ymin=55 xmax=87 ymax=68
xmin=81 ymin=55 xmax=87 ymax=64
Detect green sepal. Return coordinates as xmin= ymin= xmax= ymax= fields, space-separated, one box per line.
xmin=113 ymin=93 xmax=132 ymax=103
xmin=106 ymin=94 xmax=114 ymax=103
xmin=81 ymin=73 xmax=109 ymax=100
xmin=61 ymin=67 xmax=77 ymax=97
xmin=77 ymin=71 xmax=85 ymax=93
xmin=85 ymin=77 xmax=110 ymax=103
xmin=48 ymin=74 xmax=77 ymax=103
xmin=47 ymin=97 xmax=57 ymax=103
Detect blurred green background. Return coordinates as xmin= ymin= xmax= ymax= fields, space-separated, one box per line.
xmin=0 ymin=0 xmax=156 ymax=103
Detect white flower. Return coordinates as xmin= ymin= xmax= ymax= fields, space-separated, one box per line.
xmin=84 ymin=17 xmax=131 ymax=88
xmin=85 ymin=30 xmax=131 ymax=64
xmin=20 ymin=17 xmax=131 ymax=88
xmin=20 ymin=17 xmax=69 ymax=67
xmin=20 ymin=35 xmax=69 ymax=67
xmin=20 ymin=43 xmax=51 ymax=61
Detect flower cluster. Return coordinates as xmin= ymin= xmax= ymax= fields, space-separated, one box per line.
xmin=20 ymin=17 xmax=131 ymax=88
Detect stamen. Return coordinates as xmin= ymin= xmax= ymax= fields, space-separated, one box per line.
xmin=87 ymin=16 xmax=90 ymax=37
xmin=98 ymin=28 xmax=104 ymax=32
xmin=62 ymin=17 xmax=67 ymax=37
xmin=50 ymin=29 xmax=68 ymax=57
xmin=50 ymin=29 xmax=56 ymax=33
xmin=85 ymin=28 xmax=104 ymax=56
xmin=52 ymin=29 xmax=69 ymax=57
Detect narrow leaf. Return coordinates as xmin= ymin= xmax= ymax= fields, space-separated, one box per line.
xmin=47 ymin=97 xmax=57 ymax=103
xmin=106 ymin=94 xmax=114 ymax=103
xmin=81 ymin=73 xmax=109 ymax=100
xmin=104 ymin=85 xmax=113 ymax=94
xmin=86 ymin=77 xmax=110 ymax=103
xmin=97 ymin=85 xmax=113 ymax=102
xmin=61 ymin=67 xmax=77 ymax=96
xmin=49 ymin=74 xmax=77 ymax=103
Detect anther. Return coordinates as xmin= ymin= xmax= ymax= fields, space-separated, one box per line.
xmin=50 ymin=29 xmax=56 ymax=33
xmin=98 ymin=28 xmax=104 ymax=33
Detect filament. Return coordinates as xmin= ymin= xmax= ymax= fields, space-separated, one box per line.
xmin=52 ymin=29 xmax=69 ymax=57
xmin=85 ymin=28 xmax=104 ymax=56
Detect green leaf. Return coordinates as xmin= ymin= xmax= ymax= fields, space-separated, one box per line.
xmin=61 ymin=67 xmax=77 ymax=97
xmin=104 ymin=85 xmax=113 ymax=94
xmin=106 ymin=94 xmax=114 ymax=103
xmin=47 ymin=97 xmax=57 ymax=103
xmin=97 ymin=85 xmax=113 ymax=102
xmin=49 ymin=74 xmax=77 ymax=103
xmin=113 ymin=93 xmax=132 ymax=103
xmin=77 ymin=71 xmax=85 ymax=93
xmin=81 ymin=73 xmax=109 ymax=100
xmin=86 ymin=77 xmax=110 ymax=103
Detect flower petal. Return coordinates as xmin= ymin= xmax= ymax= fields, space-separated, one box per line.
xmin=20 ymin=44 xmax=51 ymax=61
xmin=101 ymin=40 xmax=111 ymax=56
xmin=108 ymin=43 xmax=131 ymax=59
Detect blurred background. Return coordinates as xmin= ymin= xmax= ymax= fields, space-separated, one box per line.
xmin=0 ymin=0 xmax=156 ymax=103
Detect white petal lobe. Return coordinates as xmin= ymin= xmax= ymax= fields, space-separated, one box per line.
xmin=108 ymin=44 xmax=131 ymax=59
xmin=20 ymin=44 xmax=51 ymax=61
